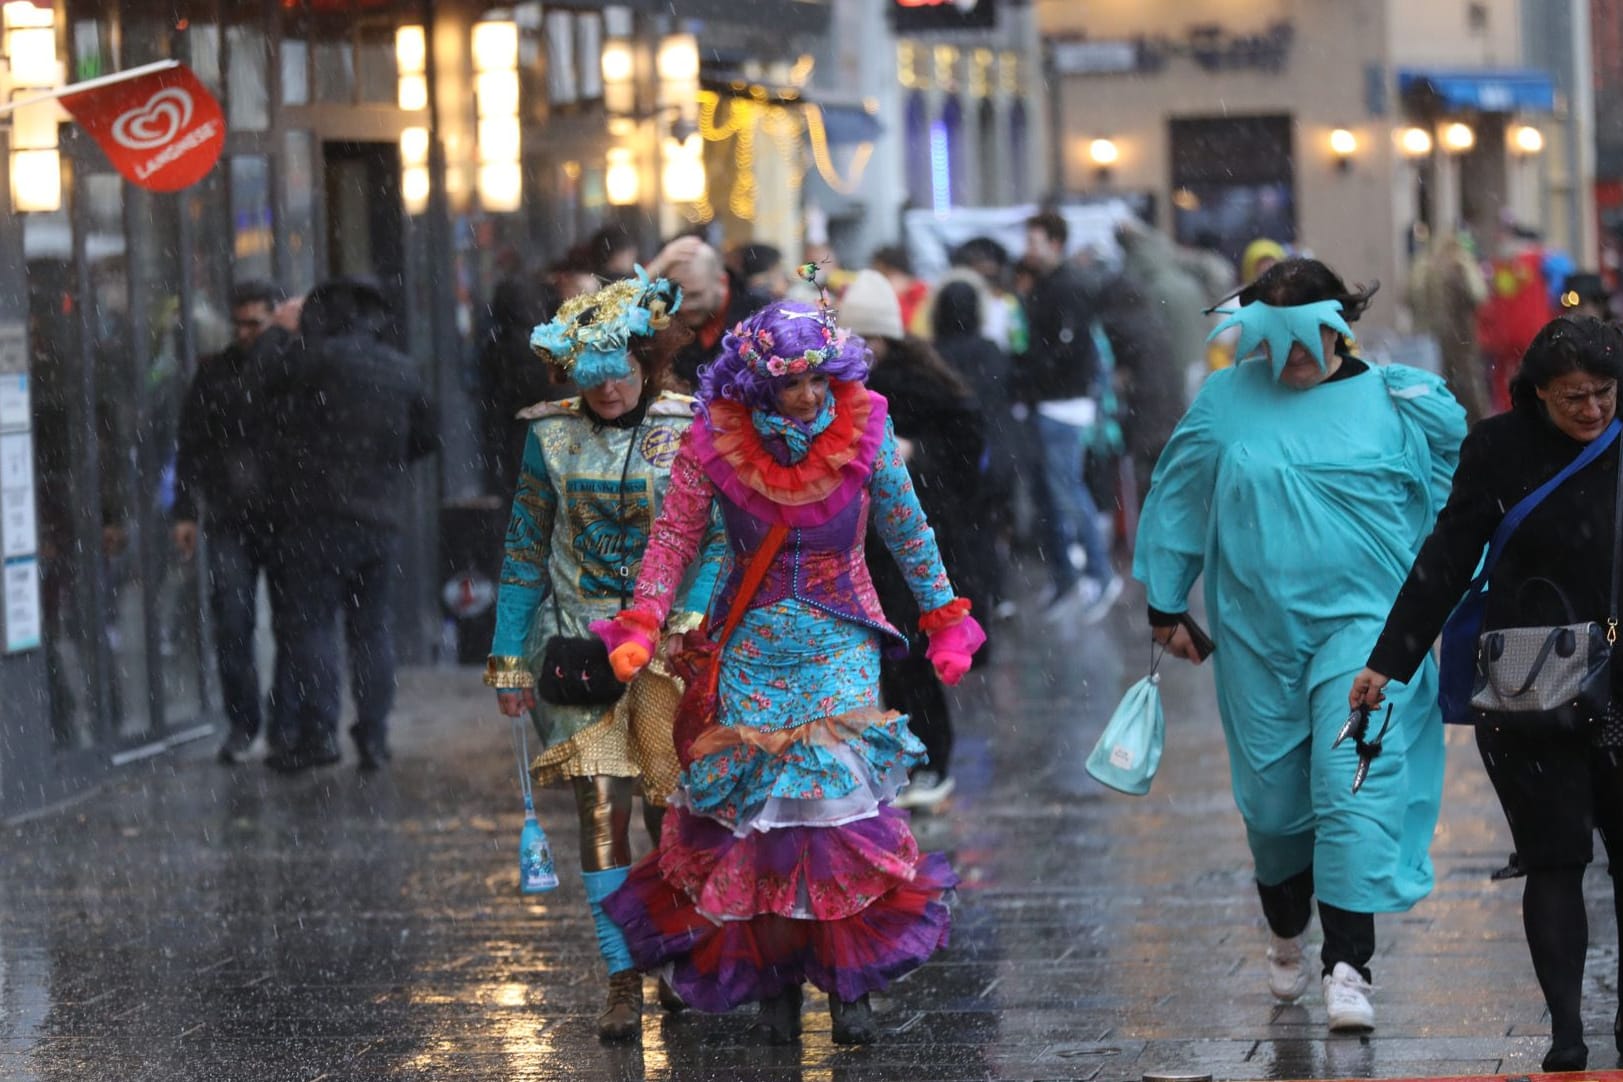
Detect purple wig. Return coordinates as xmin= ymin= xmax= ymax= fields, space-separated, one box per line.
xmin=696 ymin=300 xmax=871 ymax=424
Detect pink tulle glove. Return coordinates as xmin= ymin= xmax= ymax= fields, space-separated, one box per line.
xmin=925 ymin=614 xmax=986 ymax=686
xmin=590 ymin=613 xmax=657 ymax=682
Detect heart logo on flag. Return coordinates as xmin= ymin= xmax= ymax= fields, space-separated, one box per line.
xmin=110 ymin=88 xmax=194 ymax=151
xmin=58 ymin=62 xmax=224 ymax=192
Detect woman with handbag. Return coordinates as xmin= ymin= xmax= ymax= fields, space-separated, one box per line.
xmin=1135 ymin=258 xmax=1465 ymax=1034
xmin=590 ymin=292 xmax=985 ymax=1045
xmin=1351 ymin=316 xmax=1623 ymax=1073
xmin=484 ymin=269 xmax=725 ymax=1042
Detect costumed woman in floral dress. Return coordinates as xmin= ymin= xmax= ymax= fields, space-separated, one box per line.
xmin=484 ymin=269 xmax=724 ymax=1041
xmin=592 ymin=292 xmax=985 ymax=1045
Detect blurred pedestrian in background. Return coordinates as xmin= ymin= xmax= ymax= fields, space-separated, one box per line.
xmin=173 ymin=279 xmax=287 ymax=764
xmin=648 ymin=236 xmax=769 ymax=392
xmin=1136 ymin=258 xmax=1463 ymax=1034
xmin=1351 ymin=317 xmax=1623 ymax=1073
xmin=870 ymin=244 xmax=931 ymax=335
xmin=480 ymin=249 xmax=559 ymax=493
xmin=265 ymin=278 xmax=439 ymax=773
xmin=1408 ymin=232 xmax=1491 ymax=425
xmin=842 ymin=268 xmax=985 ymax=810
xmin=1019 ymin=210 xmax=1122 ymax=624
xmin=933 ymin=277 xmax=1018 ymax=620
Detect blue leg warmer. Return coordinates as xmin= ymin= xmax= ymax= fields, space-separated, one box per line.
xmin=582 ymin=867 xmax=634 ymax=974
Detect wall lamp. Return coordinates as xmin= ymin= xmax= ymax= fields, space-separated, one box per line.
xmin=1510 ymin=123 xmax=1544 ymax=156
xmin=3 ymin=0 xmax=63 ymax=213
xmin=1328 ymin=127 xmax=1357 ymax=172
xmin=1087 ymin=137 xmax=1118 ymax=184
xmin=1440 ymin=121 xmax=1475 ymax=154
xmin=1397 ymin=126 xmax=1433 ymax=158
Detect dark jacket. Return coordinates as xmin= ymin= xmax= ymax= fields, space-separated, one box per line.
xmin=1368 ymin=406 xmax=1623 ymax=697
xmin=670 ymin=268 xmax=769 ymax=390
xmin=1018 ymin=261 xmax=1099 ymax=404
xmin=932 ymin=281 xmax=1015 ymax=478
xmin=268 ymin=282 xmax=439 ymax=532
xmin=172 ymin=329 xmax=291 ymax=527
xmin=865 ymin=340 xmax=986 ymax=642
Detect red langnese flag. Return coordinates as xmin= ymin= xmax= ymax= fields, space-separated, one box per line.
xmin=57 ymin=62 xmax=224 ymax=193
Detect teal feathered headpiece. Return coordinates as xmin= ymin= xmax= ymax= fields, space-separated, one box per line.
xmin=530 ymin=265 xmax=683 ymax=388
xmin=1206 ymin=299 xmax=1352 ymax=378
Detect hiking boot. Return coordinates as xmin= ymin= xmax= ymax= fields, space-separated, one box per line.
xmin=597 ymin=969 xmax=643 ymax=1041
xmin=1322 ymin=962 xmax=1374 ymax=1032
xmin=1266 ymin=932 xmax=1311 ymax=1002
xmin=751 ymin=983 xmax=803 ymax=1044
xmin=830 ymin=992 xmax=876 ymax=1045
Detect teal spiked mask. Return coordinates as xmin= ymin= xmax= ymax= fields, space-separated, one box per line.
xmin=1207 ymin=299 xmax=1353 ymax=379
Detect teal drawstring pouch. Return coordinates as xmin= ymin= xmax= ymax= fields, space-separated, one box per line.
xmin=1086 ymin=648 xmax=1166 ymax=796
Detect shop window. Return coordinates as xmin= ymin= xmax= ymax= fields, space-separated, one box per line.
xmin=225 ymin=24 xmax=270 ymax=131
xmin=283 ymin=132 xmax=319 ymax=294
xmin=978 ymin=97 xmax=998 ymax=205
xmin=1008 ymin=99 xmax=1028 ymax=201
xmin=939 ymin=96 xmax=963 ymax=211
xmin=574 ymin=13 xmax=603 ymax=102
xmin=187 ymin=19 xmax=223 ymax=96
xmin=230 ymin=157 xmax=276 ymax=286
xmin=1169 ymin=115 xmax=1296 ymax=266
xmin=313 ymin=35 xmax=357 ymax=103
xmin=545 ymin=10 xmax=578 ymax=105
xmin=904 ymin=91 xmax=930 ymax=210
xmin=282 ymin=34 xmax=310 ymax=106
xmin=356 ymin=24 xmax=397 ymax=105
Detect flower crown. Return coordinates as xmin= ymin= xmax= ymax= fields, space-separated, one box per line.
xmin=734 ymin=262 xmax=849 ymax=377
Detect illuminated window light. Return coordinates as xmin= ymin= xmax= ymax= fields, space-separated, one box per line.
xmin=11 ymin=147 xmax=60 ymax=212
xmin=929 ymin=119 xmax=951 ymax=214
xmin=398 ymin=74 xmax=428 ymax=112
xmin=471 ymin=21 xmax=518 ymax=75
xmin=395 ymin=25 xmax=425 ymax=76
xmin=402 ymin=165 xmax=430 ymax=214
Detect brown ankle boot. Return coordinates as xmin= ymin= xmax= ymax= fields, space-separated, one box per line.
xmin=598 ymin=970 xmax=643 ymax=1041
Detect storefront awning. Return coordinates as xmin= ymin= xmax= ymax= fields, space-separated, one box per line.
xmin=1397 ymin=68 xmax=1556 ymax=113
xmin=815 ymin=103 xmax=883 ymax=146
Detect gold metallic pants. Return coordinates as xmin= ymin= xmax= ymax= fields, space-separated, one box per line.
xmin=572 ymin=775 xmax=664 ymax=873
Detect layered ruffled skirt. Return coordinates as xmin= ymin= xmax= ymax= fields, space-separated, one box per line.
xmin=602 ymin=600 xmax=956 ymax=1011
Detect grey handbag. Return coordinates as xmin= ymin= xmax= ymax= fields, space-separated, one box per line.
xmin=1470 ymin=456 xmax=1623 ymax=731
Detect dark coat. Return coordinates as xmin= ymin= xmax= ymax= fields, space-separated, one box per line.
xmin=1017 ymin=261 xmax=1099 ymax=404
xmin=1369 ymin=405 xmax=1623 ymax=699
xmin=267 ymin=281 xmax=439 ymax=532
xmin=865 ymin=341 xmax=986 ymax=644
xmin=172 ymin=328 xmax=293 ymax=527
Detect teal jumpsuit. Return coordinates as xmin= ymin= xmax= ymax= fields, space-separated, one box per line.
xmin=1133 ymin=359 xmax=1464 ymax=912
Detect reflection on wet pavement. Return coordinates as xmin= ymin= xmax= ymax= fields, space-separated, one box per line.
xmin=0 ymin=578 xmax=1612 ymax=1079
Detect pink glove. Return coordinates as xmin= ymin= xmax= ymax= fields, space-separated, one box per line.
xmin=590 ymin=616 xmax=656 ymax=682
xmin=925 ymin=615 xmax=986 ymax=686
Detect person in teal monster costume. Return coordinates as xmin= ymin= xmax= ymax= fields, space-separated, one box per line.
xmin=485 ymin=267 xmax=726 ymax=1041
xmin=1132 ymin=259 xmax=1465 ymax=1034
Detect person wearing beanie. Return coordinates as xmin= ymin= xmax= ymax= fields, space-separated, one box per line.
xmin=486 ymin=268 xmax=727 ymax=1042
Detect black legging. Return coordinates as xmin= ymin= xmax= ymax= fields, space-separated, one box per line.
xmin=1256 ymin=865 xmax=1376 ymax=981
xmin=1477 ymin=732 xmax=1623 ymax=1054
xmin=880 ymin=652 xmax=952 ymax=777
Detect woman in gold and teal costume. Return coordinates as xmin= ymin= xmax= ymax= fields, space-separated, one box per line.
xmin=485 ymin=268 xmax=724 ymax=1040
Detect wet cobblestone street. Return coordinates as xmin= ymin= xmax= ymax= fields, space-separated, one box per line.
xmin=2 ymin=586 xmax=1617 ymax=1081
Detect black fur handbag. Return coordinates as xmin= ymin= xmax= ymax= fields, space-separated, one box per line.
xmin=536 ymin=633 xmax=624 ymax=707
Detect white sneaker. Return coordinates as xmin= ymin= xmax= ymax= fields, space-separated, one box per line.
xmin=1322 ymin=962 xmax=1375 ymax=1032
xmin=1075 ymin=574 xmax=1124 ymax=626
xmin=894 ymin=770 xmax=956 ymax=811
xmin=1266 ymin=933 xmax=1311 ymax=1002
